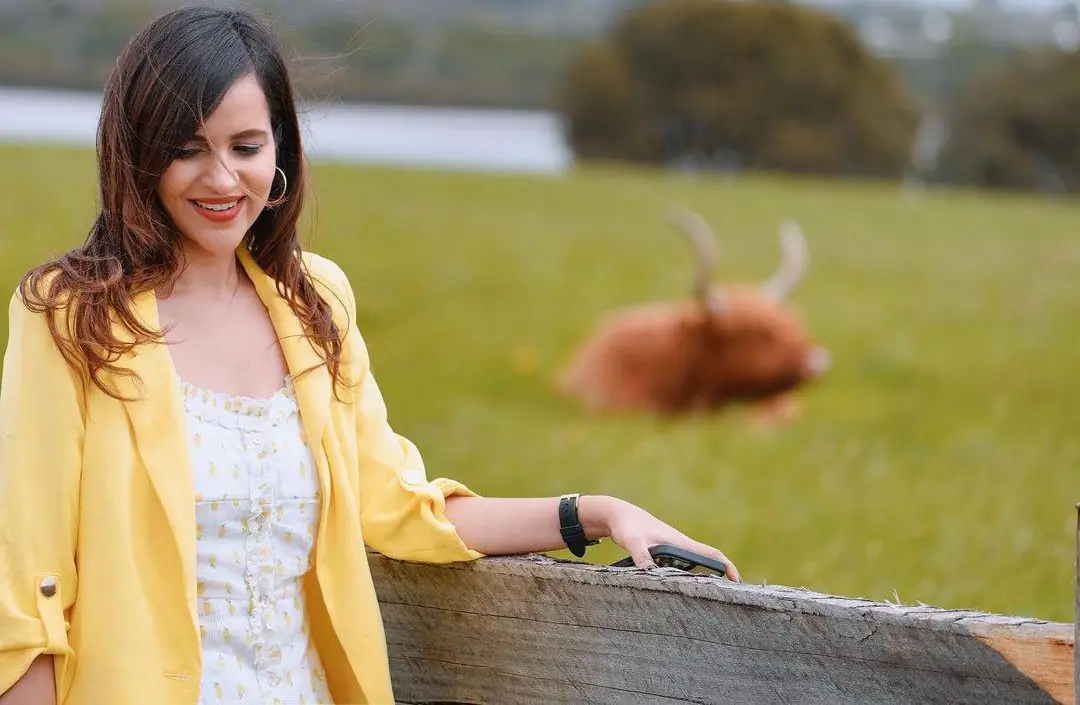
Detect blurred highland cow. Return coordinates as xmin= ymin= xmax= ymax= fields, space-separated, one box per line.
xmin=558 ymin=206 xmax=830 ymax=424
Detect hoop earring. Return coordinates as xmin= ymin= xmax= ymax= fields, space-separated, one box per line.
xmin=264 ymin=166 xmax=289 ymax=208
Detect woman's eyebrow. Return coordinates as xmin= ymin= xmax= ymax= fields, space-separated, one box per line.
xmin=186 ymin=128 xmax=270 ymax=143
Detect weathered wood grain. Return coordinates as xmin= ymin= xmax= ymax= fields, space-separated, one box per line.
xmin=368 ymin=552 xmax=1072 ymax=705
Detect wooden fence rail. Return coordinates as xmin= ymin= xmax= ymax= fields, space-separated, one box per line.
xmin=368 ymin=551 xmax=1073 ymax=704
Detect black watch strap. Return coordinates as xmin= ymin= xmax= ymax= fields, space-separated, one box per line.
xmin=559 ymin=493 xmax=600 ymax=558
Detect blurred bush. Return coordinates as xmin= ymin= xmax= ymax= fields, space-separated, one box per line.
xmin=936 ymin=48 xmax=1080 ymax=194
xmin=558 ymin=0 xmax=922 ymax=180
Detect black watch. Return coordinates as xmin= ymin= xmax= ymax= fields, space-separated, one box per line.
xmin=559 ymin=493 xmax=600 ymax=558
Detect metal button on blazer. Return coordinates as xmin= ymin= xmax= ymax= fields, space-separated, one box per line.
xmin=39 ymin=576 xmax=58 ymax=598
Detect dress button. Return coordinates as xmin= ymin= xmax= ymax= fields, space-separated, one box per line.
xmin=252 ymin=435 xmax=262 ymax=446
xmin=39 ymin=576 xmax=58 ymax=598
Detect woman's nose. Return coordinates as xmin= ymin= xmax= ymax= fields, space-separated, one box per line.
xmin=205 ymin=153 xmax=240 ymax=192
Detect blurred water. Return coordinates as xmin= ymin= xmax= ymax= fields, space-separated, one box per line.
xmin=0 ymin=87 xmax=572 ymax=174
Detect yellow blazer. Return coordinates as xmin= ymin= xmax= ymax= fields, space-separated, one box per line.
xmin=0 ymin=247 xmax=485 ymax=704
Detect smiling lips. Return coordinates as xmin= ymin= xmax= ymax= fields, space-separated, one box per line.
xmin=191 ymin=196 xmax=245 ymax=222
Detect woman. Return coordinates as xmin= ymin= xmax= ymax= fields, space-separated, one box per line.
xmin=0 ymin=6 xmax=740 ymax=705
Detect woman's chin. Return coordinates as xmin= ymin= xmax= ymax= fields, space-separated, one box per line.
xmin=177 ymin=218 xmax=259 ymax=257
xmin=179 ymin=232 xmax=248 ymax=259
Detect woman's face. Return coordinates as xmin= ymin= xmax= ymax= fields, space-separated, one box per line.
xmin=157 ymin=74 xmax=279 ymax=259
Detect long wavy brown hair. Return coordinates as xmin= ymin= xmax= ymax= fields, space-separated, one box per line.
xmin=18 ymin=6 xmax=346 ymax=401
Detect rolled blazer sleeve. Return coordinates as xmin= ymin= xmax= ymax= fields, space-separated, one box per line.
xmin=0 ymin=290 xmax=82 ymax=695
xmin=330 ymin=265 xmax=485 ymax=564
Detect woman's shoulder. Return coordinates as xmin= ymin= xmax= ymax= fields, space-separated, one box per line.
xmin=298 ymin=251 xmax=373 ymax=376
xmin=301 ymin=251 xmax=351 ymax=300
xmin=7 ymin=266 xmax=74 ymax=330
xmin=4 ymin=268 xmax=83 ymax=379
xmin=299 ymin=250 xmax=359 ymax=334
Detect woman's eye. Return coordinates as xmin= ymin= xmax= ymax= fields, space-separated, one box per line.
xmin=235 ymin=144 xmax=263 ymax=155
xmin=175 ymin=146 xmax=202 ymax=159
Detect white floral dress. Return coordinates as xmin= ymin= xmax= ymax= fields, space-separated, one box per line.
xmin=180 ymin=375 xmax=335 ymax=705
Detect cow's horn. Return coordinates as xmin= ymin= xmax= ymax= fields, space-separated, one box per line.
xmin=667 ymin=205 xmax=726 ymax=312
xmin=761 ymin=219 xmax=808 ymax=302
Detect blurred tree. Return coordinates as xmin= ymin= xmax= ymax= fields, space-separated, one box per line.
xmin=558 ymin=0 xmax=922 ymax=179
xmin=936 ymin=48 xmax=1080 ymax=194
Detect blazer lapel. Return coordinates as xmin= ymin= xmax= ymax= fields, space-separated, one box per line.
xmin=114 ymin=289 xmax=197 ymax=607
xmin=237 ymin=247 xmax=332 ymax=456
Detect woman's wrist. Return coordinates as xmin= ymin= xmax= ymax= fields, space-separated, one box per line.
xmin=577 ymin=494 xmax=629 ymax=541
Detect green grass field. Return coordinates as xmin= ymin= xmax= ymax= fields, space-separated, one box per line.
xmin=2 ymin=143 xmax=1078 ymax=622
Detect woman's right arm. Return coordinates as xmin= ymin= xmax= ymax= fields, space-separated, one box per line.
xmin=0 ymin=287 xmax=84 ymax=702
xmin=0 ymin=657 xmax=55 ymax=705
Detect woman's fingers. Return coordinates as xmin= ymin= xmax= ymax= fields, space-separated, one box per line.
xmin=629 ymin=540 xmax=657 ymax=569
xmin=691 ymin=539 xmax=741 ymax=582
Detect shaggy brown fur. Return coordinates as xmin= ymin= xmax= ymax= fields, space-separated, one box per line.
xmin=558 ymin=207 xmax=830 ymax=423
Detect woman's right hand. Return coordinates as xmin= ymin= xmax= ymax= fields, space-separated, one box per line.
xmin=0 ymin=655 xmax=55 ymax=705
